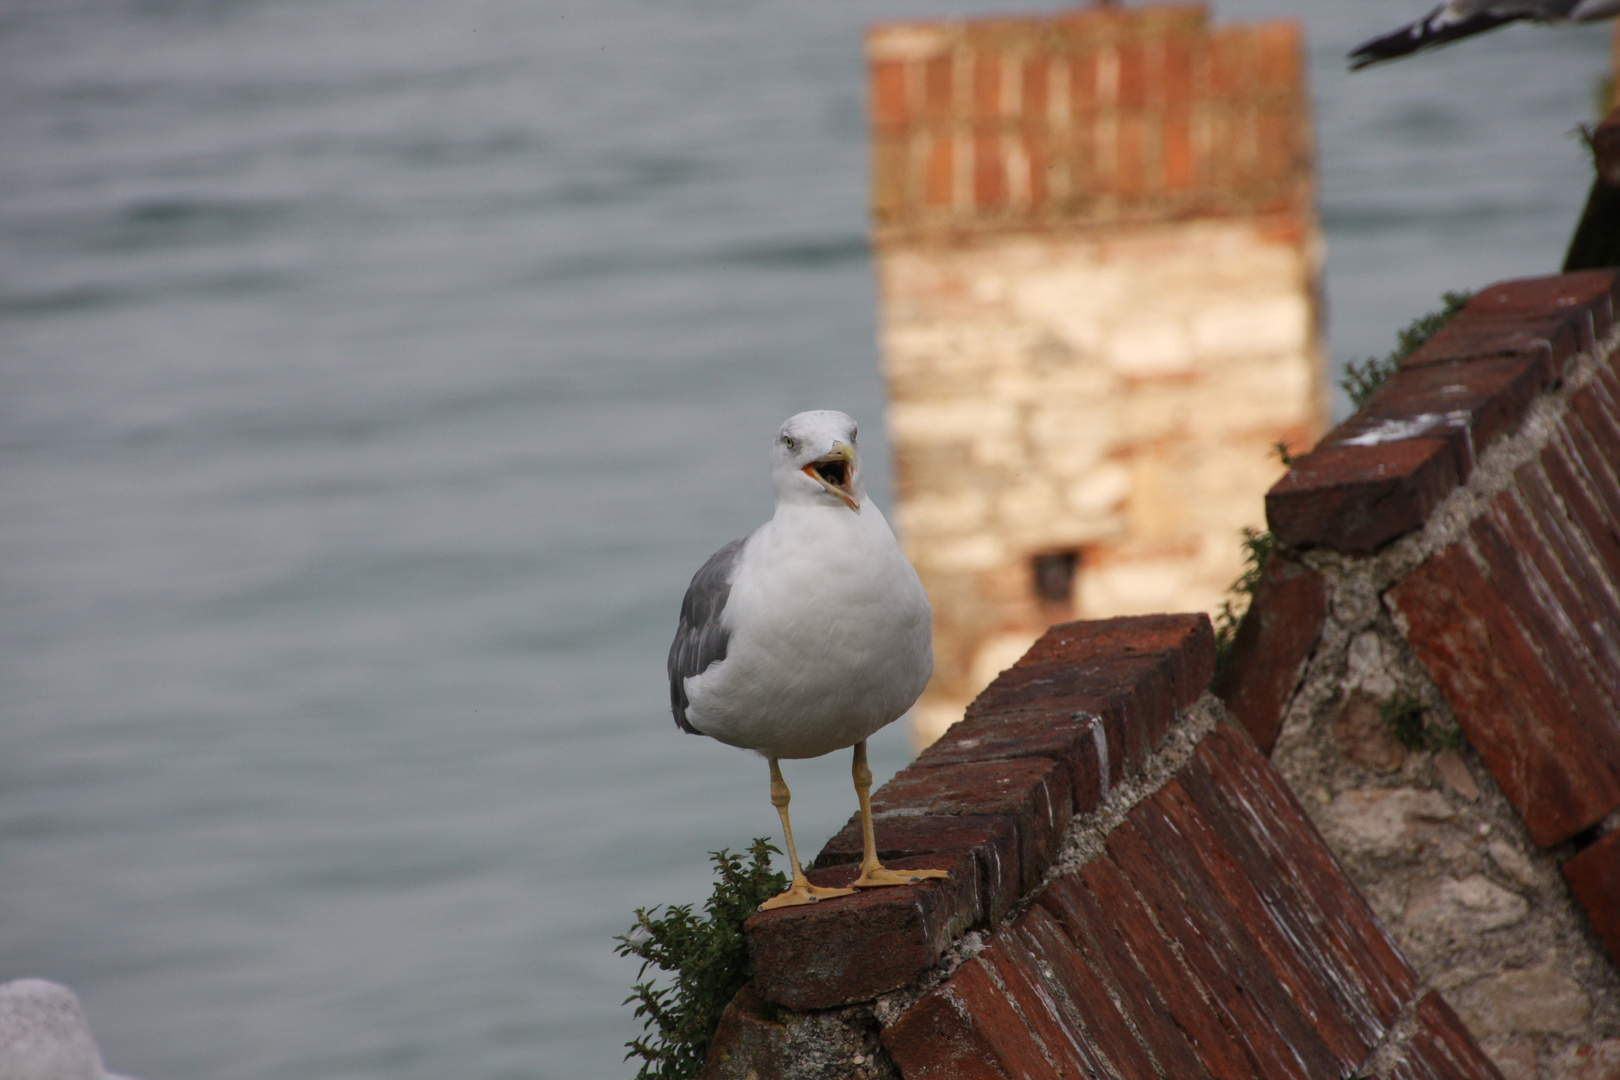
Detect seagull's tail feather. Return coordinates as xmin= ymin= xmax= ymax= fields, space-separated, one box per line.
xmin=1348 ymin=6 xmax=1526 ymax=68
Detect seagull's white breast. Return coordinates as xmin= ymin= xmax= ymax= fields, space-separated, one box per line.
xmin=682 ymin=500 xmax=932 ymax=759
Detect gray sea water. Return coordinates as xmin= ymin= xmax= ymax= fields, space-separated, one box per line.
xmin=0 ymin=0 xmax=1610 ymax=1076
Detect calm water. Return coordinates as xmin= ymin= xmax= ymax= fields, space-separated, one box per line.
xmin=0 ymin=0 xmax=1609 ymax=1076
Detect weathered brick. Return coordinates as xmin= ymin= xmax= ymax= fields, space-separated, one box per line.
xmin=991 ymin=906 xmax=1161 ymax=1079
xmin=1498 ymin=474 xmax=1620 ymax=706
xmin=846 ymin=757 xmax=1073 ymax=895
xmin=870 ymin=58 xmax=909 ymax=130
xmin=1460 ymin=269 xmax=1618 ymax=348
xmin=1326 ymin=355 xmax=1548 ymax=475
xmin=813 ymin=812 xmax=1023 ymax=926
xmin=1017 ymin=613 xmax=1216 ymax=710
xmin=1402 ymin=318 xmax=1569 ymax=380
xmin=1400 ymin=991 xmax=1510 ymax=1080
xmin=1387 ymin=536 xmax=1620 ymax=848
xmin=745 ymin=853 xmax=979 ymax=1010
xmin=1561 ymin=830 xmax=1620 ymax=970
xmin=1562 ymin=407 xmax=1620 ymax=530
xmin=1212 ymin=551 xmax=1328 ymax=753
xmin=1150 ymin=777 xmax=1376 ymax=1070
xmin=1539 ymin=439 xmax=1620 ymax=604
xmin=912 ymin=707 xmax=1107 ymax=815
xmin=1194 ymin=722 xmax=1418 ymax=1019
xmin=1035 ymin=873 xmax=1220 ymax=1079
xmin=1266 ymin=437 xmax=1462 ymax=553
xmin=1116 ymin=797 xmax=1342 ymax=1078
xmin=881 ymin=953 xmax=1066 ymax=1080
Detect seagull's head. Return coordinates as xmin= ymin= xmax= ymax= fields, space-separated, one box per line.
xmin=770 ymin=410 xmax=863 ymax=514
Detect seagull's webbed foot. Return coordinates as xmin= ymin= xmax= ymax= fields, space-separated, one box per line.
xmin=851 ymin=864 xmax=950 ymax=890
xmin=758 ymin=878 xmax=859 ymax=910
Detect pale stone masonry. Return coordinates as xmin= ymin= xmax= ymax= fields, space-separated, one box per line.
xmin=866 ymin=4 xmax=1329 ymax=747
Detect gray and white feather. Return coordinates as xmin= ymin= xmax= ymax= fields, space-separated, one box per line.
xmin=1349 ymin=0 xmax=1620 ymax=67
xmin=0 ymin=979 xmax=138 ymax=1080
xmin=666 ymin=410 xmax=932 ymax=761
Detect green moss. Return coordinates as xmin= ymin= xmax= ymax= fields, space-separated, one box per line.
xmin=615 ymin=840 xmax=787 ymax=1080
xmin=1339 ymin=291 xmax=1472 ymax=409
xmin=1380 ymin=692 xmax=1463 ymax=752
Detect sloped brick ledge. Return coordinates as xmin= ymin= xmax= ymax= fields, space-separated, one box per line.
xmin=1222 ymin=269 xmax=1620 ymax=1077
xmin=703 ymin=615 xmax=1502 ymax=1079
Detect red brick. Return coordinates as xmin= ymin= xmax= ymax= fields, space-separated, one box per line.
xmin=1499 ymin=473 xmax=1620 ymax=705
xmin=1019 ymin=127 xmax=1050 ymax=209
xmin=1019 ymin=54 xmax=1048 ymax=119
xmin=813 ymin=812 xmax=1023 ymax=926
xmin=1062 ymin=857 xmax=1263 ymax=1077
xmin=1404 ymin=317 xmax=1573 ymax=380
xmin=913 ymin=707 xmax=1107 ymax=815
xmin=1266 ymin=437 xmax=1462 ymax=553
xmin=855 ymin=757 xmax=1073 ymax=895
xmin=1324 ymin=354 xmax=1547 ymax=475
xmin=922 ymin=53 xmax=954 ymax=121
xmin=870 ymin=58 xmax=909 ymax=130
xmin=1213 ymin=552 xmax=1328 ymax=753
xmin=1255 ymin=21 xmax=1302 ymax=95
xmin=1207 ymin=28 xmax=1251 ymax=101
xmin=1562 ymin=830 xmax=1620 ymax=969
xmin=1035 ymin=873 xmax=1224 ymax=1079
xmin=1401 ymin=991 xmax=1510 ymax=1080
xmin=881 ymin=953 xmax=1063 ymax=1080
xmin=971 ymin=50 xmax=1000 ymax=120
xmin=1387 ymin=536 xmax=1620 ymax=848
xmin=972 ymin=128 xmax=1008 ymax=209
xmin=1464 ymin=269 xmax=1617 ymax=345
xmin=1018 ymin=613 xmax=1215 ymax=707
xmin=1068 ymin=48 xmax=1099 ymax=115
xmin=1563 ymin=403 xmax=1620 ymax=526
xmin=1149 ymin=778 xmax=1375 ymax=1071
xmin=1574 ymin=374 xmax=1620 ymax=463
xmin=1158 ymin=31 xmax=1196 ymax=105
xmin=745 ymin=852 xmax=979 ymax=1010
xmin=991 ymin=906 xmax=1161 ymax=1079
xmin=1194 ymin=723 xmax=1419 ymax=1018
xmin=1541 ymin=434 xmax=1620 ymax=585
xmin=1162 ymin=106 xmax=1194 ymax=191
xmin=922 ymin=134 xmax=954 ymax=208
xmin=1116 ymin=798 xmax=1342 ymax=1078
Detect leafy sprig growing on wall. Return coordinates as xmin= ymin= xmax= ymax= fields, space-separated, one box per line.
xmin=1340 ymin=291 xmax=1472 ymax=408
xmin=615 ymin=840 xmax=786 ymax=1080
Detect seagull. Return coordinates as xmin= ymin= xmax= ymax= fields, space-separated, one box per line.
xmin=1348 ymin=0 xmax=1620 ymax=68
xmin=668 ymin=410 xmax=948 ymax=910
xmin=0 ymin=979 xmax=139 ymax=1080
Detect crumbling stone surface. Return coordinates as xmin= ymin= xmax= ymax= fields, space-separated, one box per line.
xmin=1262 ymin=308 xmax=1620 ymax=1077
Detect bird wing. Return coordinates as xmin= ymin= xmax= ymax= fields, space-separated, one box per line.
xmin=1348 ymin=0 xmax=1541 ymax=68
xmin=667 ymin=537 xmax=745 ymax=734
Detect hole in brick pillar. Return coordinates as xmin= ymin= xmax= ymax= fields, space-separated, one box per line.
xmin=1032 ymin=550 xmax=1079 ymax=605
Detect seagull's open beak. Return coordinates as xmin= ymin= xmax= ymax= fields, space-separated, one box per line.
xmin=803 ymin=442 xmax=860 ymax=513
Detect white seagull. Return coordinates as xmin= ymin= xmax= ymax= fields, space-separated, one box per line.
xmin=0 ymin=979 xmax=139 ymax=1080
xmin=1349 ymin=0 xmax=1620 ymax=68
xmin=667 ymin=410 xmax=947 ymax=910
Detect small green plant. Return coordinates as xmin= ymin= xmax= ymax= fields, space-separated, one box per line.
xmin=615 ymin=840 xmax=786 ymax=1080
xmin=1213 ymin=526 xmax=1277 ymax=674
xmin=1340 ymin=291 xmax=1472 ymax=409
xmin=1273 ymin=440 xmax=1300 ymax=468
xmin=1381 ymin=692 xmax=1463 ymax=752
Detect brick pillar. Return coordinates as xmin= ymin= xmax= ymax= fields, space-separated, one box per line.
xmin=867 ymin=4 xmax=1328 ymax=747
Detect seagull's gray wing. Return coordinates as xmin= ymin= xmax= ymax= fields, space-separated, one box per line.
xmin=668 ymin=538 xmax=745 ymax=734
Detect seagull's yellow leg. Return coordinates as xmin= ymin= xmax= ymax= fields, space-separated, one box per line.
xmin=758 ymin=756 xmax=858 ymax=910
xmin=850 ymin=740 xmax=950 ymax=889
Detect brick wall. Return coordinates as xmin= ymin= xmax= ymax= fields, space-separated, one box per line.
xmin=1221 ymin=270 xmax=1620 ymax=1078
xmin=701 ymin=616 xmax=1503 ymax=1080
xmin=869 ymin=4 xmax=1328 ymax=749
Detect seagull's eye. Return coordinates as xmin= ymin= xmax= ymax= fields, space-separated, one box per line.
xmin=783 ymin=436 xmax=796 ymax=451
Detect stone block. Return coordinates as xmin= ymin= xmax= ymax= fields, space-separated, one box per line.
xmin=1561 ymin=829 xmax=1620 ymax=971
xmin=1330 ymin=691 xmax=1409 ymax=773
xmin=745 ymin=853 xmax=980 ymax=1011
xmin=1212 ymin=552 xmax=1329 ymax=753
xmin=1451 ymin=967 xmax=1592 ymax=1037
xmin=1266 ymin=437 xmax=1462 ymax=554
xmin=1387 ymin=535 xmax=1620 ymax=848
xmin=701 ymin=985 xmax=887 ymax=1080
